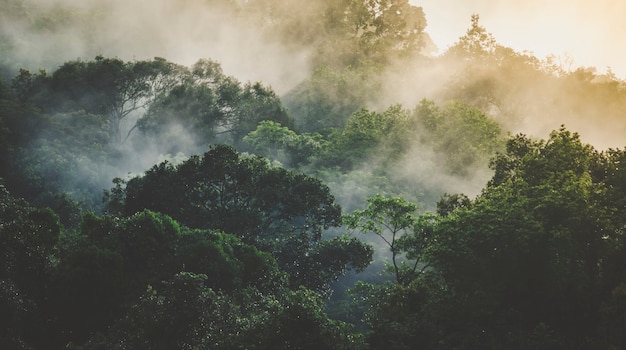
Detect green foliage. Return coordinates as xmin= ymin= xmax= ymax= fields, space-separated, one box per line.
xmin=317 ymin=104 xmax=411 ymax=170
xmin=176 ymin=227 xmax=283 ymax=292
xmin=115 ymin=145 xmax=341 ymax=240
xmin=0 ymin=190 xmax=300 ymax=349
xmin=337 ymin=128 xmax=626 ymax=349
xmin=50 ymin=210 xmax=180 ymax=344
xmin=436 ymin=193 xmax=471 ymax=216
xmin=244 ymin=120 xmax=327 ymax=167
xmin=82 ymin=275 xmax=364 ymax=350
xmin=106 ymin=144 xmax=371 ymax=292
xmin=11 ymin=67 xmax=50 ymax=104
xmin=284 ymin=65 xmax=380 ymax=133
xmin=140 ymin=59 xmax=292 ymax=148
xmin=44 ymin=56 xmax=186 ymax=143
xmin=412 ymin=99 xmax=505 ymax=175
xmin=39 ymin=207 xmax=288 ymax=347
xmin=422 ymin=128 xmax=626 ymax=348
xmin=340 ymin=106 xmax=405 ymax=159
xmin=0 ymin=182 xmax=61 ymax=348
xmin=291 ymin=235 xmax=373 ymax=294
xmin=344 ymin=194 xmax=431 ymax=286
xmin=350 ymin=275 xmax=449 ymax=350
xmin=9 ymin=110 xmax=113 ymax=211
xmin=232 ymin=82 xmax=293 ymax=145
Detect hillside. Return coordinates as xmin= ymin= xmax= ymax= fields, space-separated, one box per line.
xmin=2 ymin=1 xmax=626 ymax=349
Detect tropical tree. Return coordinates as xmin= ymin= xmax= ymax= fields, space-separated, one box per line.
xmin=41 ymin=56 xmax=185 ymax=143
xmin=244 ymin=120 xmax=328 ymax=167
xmin=46 ymin=207 xmax=289 ymax=348
xmin=139 ymin=59 xmax=292 ymax=147
xmin=104 ymin=144 xmax=372 ymax=292
xmin=344 ymin=194 xmax=433 ymax=286
xmin=81 ymin=274 xmax=366 ymax=350
xmin=0 ymin=181 xmax=61 ymax=349
xmin=424 ymin=128 xmax=617 ymax=348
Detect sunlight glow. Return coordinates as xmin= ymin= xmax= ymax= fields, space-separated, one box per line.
xmin=416 ymin=0 xmax=626 ymax=77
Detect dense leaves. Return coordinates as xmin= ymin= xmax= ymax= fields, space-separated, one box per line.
xmin=331 ymin=129 xmax=626 ymax=350
xmin=0 ymin=182 xmax=60 ymax=349
xmin=284 ymin=65 xmax=379 ymax=133
xmin=244 ymin=120 xmax=327 ymax=167
xmin=368 ymin=129 xmax=626 ymax=349
xmin=83 ymin=275 xmax=365 ymax=350
xmin=49 ymin=210 xmax=286 ymax=347
xmin=2 ymin=182 xmax=361 ymax=348
xmin=105 ymin=144 xmax=372 ymax=292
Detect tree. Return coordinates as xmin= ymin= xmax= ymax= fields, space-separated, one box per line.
xmin=119 ymin=57 xmax=188 ymax=143
xmin=317 ymin=104 xmax=411 ymax=170
xmin=48 ymin=56 xmax=184 ymax=143
xmin=48 ymin=208 xmax=287 ymax=347
xmin=244 ymin=120 xmax=328 ymax=167
xmin=440 ymin=15 xmax=548 ymax=126
xmin=344 ymin=194 xmax=431 ymax=286
xmin=0 ymin=181 xmax=61 ymax=349
xmin=229 ymin=81 xmax=293 ymax=146
xmin=447 ymin=14 xmax=497 ymax=59
xmin=424 ymin=128 xmax=616 ymax=348
xmin=349 ymin=274 xmax=449 ymax=350
xmin=7 ymin=110 xmax=112 ymax=212
xmin=82 ymin=274 xmax=365 ymax=350
xmin=283 ymin=65 xmax=379 ymax=133
xmin=49 ymin=210 xmax=180 ymax=345
xmin=10 ymin=68 xmax=49 ymax=104
xmin=244 ymin=0 xmax=428 ymax=68
xmin=339 ymin=128 xmax=626 ymax=349
xmin=411 ymin=99 xmax=504 ymax=175
xmin=139 ymin=59 xmax=292 ymax=147
xmin=105 ymin=144 xmax=372 ymax=292
xmin=353 ymin=0 xmax=427 ymax=61
xmin=436 ymin=193 xmax=471 ymax=216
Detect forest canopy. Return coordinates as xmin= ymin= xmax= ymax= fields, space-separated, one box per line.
xmin=2 ymin=1 xmax=626 ymax=349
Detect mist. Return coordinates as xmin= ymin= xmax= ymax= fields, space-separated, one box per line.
xmin=1 ymin=0 xmax=311 ymax=93
xmin=4 ymin=0 xmax=626 ymax=212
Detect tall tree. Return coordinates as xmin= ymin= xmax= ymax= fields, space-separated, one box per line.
xmin=425 ymin=128 xmax=616 ymax=348
xmin=48 ymin=56 xmax=185 ymax=143
xmin=344 ymin=194 xmax=433 ymax=286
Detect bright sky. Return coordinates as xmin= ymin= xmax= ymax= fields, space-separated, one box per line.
xmin=415 ymin=0 xmax=626 ymax=78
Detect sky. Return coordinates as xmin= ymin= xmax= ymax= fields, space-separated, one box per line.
xmin=415 ymin=0 xmax=626 ymax=78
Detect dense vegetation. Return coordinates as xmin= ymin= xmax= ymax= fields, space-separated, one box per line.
xmin=2 ymin=0 xmax=626 ymax=349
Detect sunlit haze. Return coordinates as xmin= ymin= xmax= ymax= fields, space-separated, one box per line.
xmin=416 ymin=0 xmax=626 ymax=78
